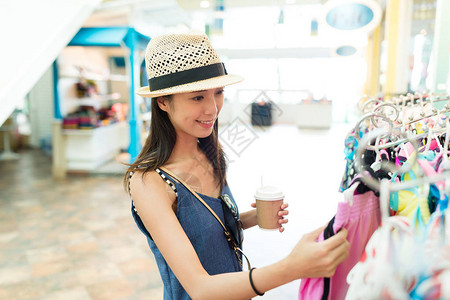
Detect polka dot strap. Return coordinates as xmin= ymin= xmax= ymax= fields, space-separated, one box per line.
xmin=155 ymin=168 xmax=179 ymax=197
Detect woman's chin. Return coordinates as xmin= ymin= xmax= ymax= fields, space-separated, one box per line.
xmin=196 ymin=129 xmax=214 ymax=139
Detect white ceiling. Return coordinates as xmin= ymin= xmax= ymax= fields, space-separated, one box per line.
xmin=86 ymin=0 xmax=324 ymax=28
xmin=98 ymin=0 xmax=322 ymax=10
xmin=176 ymin=0 xmax=323 ymax=10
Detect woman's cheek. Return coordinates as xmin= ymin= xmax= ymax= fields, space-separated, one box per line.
xmin=216 ymin=99 xmax=224 ymax=115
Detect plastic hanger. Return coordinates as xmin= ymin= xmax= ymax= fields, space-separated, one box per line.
xmin=343 ymin=182 xmax=360 ymax=206
xmin=423 ymin=128 xmax=434 ymax=152
xmin=370 ymin=135 xmax=382 ymax=172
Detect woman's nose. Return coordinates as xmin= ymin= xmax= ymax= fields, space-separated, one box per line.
xmin=204 ymin=95 xmax=218 ymax=115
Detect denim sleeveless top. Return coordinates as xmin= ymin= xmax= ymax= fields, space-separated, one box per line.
xmin=131 ymin=168 xmax=242 ymax=300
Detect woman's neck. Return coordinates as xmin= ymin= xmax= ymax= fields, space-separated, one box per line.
xmin=166 ymin=133 xmax=219 ymax=190
xmin=169 ymin=134 xmax=202 ymax=163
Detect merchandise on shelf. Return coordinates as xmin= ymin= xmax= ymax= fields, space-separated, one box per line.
xmin=62 ymin=105 xmax=119 ymax=130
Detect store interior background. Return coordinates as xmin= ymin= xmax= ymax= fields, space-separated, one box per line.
xmin=0 ymin=0 xmax=449 ymax=299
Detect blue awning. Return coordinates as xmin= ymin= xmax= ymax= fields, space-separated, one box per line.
xmin=68 ymin=27 xmax=150 ymax=50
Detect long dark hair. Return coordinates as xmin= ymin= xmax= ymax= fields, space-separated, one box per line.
xmin=123 ymin=95 xmax=227 ymax=193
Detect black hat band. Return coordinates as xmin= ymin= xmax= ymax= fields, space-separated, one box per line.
xmin=148 ymin=62 xmax=227 ymax=92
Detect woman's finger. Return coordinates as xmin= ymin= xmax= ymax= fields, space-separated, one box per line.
xmin=278 ymin=210 xmax=289 ymax=216
xmin=279 ymin=219 xmax=288 ymax=224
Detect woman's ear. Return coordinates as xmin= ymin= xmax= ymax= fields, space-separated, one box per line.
xmin=156 ymin=96 xmax=169 ymax=112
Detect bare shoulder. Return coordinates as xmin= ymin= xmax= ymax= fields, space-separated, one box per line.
xmin=130 ymin=170 xmax=175 ymax=207
xmin=130 ymin=169 xmax=160 ymax=188
xmin=130 ymin=169 xmax=158 ymax=191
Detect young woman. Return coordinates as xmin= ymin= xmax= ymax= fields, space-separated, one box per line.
xmin=124 ymin=33 xmax=349 ymax=300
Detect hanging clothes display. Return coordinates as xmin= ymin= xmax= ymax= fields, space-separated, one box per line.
xmin=299 ymin=93 xmax=450 ymax=300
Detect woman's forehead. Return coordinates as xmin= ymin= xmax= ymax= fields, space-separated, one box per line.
xmin=185 ymin=87 xmax=225 ymax=94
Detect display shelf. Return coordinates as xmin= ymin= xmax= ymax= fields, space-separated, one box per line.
xmin=63 ymin=27 xmax=150 ymax=162
xmin=63 ymin=121 xmax=128 ymax=170
xmin=59 ymin=71 xmax=128 ymax=82
xmin=75 ymin=93 xmax=124 ymax=108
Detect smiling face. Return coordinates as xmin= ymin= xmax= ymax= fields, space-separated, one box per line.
xmin=157 ymin=87 xmax=225 ymax=140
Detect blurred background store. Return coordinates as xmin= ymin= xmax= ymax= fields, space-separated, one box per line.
xmin=0 ymin=0 xmax=449 ymax=299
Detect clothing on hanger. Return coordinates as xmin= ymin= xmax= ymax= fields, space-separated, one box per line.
xmin=299 ymin=182 xmax=381 ymax=300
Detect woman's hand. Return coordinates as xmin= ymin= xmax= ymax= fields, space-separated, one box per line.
xmin=251 ymin=202 xmax=289 ymax=232
xmin=286 ymin=226 xmax=349 ymax=279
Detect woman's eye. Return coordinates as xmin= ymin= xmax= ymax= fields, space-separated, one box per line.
xmin=192 ymin=96 xmax=203 ymax=101
xmin=216 ymin=89 xmax=224 ymax=95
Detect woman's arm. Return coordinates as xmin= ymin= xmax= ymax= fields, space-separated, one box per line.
xmin=131 ymin=171 xmax=349 ymax=300
xmin=240 ymin=209 xmax=257 ymax=229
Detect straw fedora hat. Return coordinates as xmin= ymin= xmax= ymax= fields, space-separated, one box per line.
xmin=137 ymin=33 xmax=244 ymax=98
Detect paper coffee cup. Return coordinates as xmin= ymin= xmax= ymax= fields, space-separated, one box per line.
xmin=254 ymin=186 xmax=284 ymax=230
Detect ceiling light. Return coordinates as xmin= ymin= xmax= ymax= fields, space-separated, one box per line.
xmin=286 ymin=0 xmax=296 ymax=4
xmin=200 ymin=0 xmax=210 ymax=8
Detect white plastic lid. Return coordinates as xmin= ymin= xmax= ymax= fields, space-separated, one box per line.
xmin=254 ymin=186 xmax=284 ymax=201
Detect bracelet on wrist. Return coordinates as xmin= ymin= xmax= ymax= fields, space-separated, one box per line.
xmin=249 ymin=267 xmax=265 ymax=296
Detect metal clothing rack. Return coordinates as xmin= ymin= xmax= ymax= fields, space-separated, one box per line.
xmin=353 ymin=93 xmax=450 ymax=210
xmin=358 ymin=93 xmax=450 ymax=115
xmin=390 ymin=93 xmax=450 ymax=106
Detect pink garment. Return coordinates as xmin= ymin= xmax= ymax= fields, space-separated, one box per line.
xmin=298 ymin=189 xmax=381 ymax=300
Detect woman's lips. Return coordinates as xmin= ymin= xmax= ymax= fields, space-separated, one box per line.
xmin=196 ymin=119 xmax=214 ymax=128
